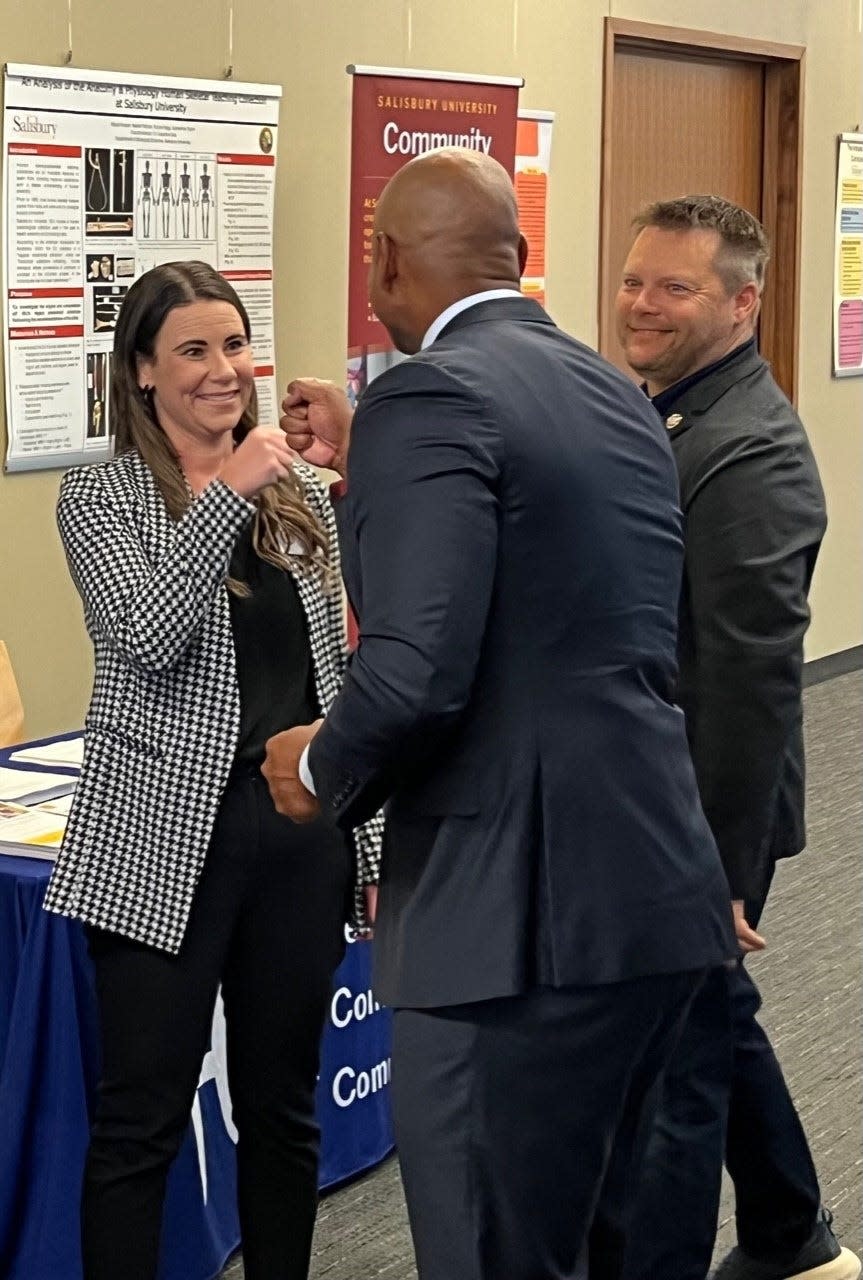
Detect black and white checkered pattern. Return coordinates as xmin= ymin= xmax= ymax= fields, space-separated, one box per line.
xmin=43 ymin=450 xmax=382 ymax=953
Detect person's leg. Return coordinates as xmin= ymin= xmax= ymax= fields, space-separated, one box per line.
xmin=716 ymin=965 xmax=858 ymax=1278
xmin=709 ymin=861 xmax=860 ymax=1277
xmin=622 ymin=848 xmax=825 ymax=1279
xmin=617 ymin=965 xmax=733 ymax=1280
xmin=724 ymin=962 xmax=821 ymax=1260
xmin=724 ymin=860 xmax=822 ymax=1260
xmin=222 ymin=776 xmax=351 ymax=1280
xmin=81 ymin=783 xmax=249 ymax=1280
xmin=391 ymin=970 xmax=704 ymax=1280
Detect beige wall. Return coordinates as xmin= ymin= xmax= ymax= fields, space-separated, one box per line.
xmin=1 ymin=0 xmax=861 ymax=737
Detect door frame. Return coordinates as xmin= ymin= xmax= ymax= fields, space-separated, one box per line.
xmin=599 ymin=19 xmax=805 ymax=402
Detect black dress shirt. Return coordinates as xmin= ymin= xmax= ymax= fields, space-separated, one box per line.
xmin=229 ymin=525 xmax=318 ymax=766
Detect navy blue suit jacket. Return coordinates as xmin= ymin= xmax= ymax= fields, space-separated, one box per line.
xmin=309 ymin=297 xmax=736 ymax=1007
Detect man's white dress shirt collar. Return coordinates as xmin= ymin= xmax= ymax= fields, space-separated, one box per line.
xmin=421 ymin=289 xmax=524 ymax=350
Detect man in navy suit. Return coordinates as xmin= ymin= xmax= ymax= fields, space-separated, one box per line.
xmin=263 ymin=149 xmax=736 ymax=1280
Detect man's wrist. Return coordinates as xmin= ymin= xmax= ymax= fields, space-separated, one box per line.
xmin=299 ymin=744 xmax=317 ymax=796
xmin=331 ymin=404 xmax=353 ymax=479
xmin=330 ymin=440 xmax=349 ymax=481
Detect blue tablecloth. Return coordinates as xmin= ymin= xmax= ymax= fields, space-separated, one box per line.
xmin=0 ymin=736 xmax=393 ymax=1280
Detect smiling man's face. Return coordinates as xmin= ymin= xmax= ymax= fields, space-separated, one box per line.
xmin=615 ymin=226 xmax=755 ymax=395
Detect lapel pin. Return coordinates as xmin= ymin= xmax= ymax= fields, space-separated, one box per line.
xmin=665 ymin=413 xmax=683 ymax=429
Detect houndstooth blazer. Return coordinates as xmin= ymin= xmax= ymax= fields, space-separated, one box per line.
xmin=43 ymin=449 xmax=382 ymax=954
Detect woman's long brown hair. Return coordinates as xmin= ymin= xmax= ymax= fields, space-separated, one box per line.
xmin=112 ymin=260 xmax=332 ymax=591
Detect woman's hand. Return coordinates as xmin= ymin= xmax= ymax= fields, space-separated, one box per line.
xmin=218 ymin=426 xmax=293 ymax=499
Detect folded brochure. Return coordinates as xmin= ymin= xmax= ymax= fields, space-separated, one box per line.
xmin=0 ymin=799 xmax=67 ymax=859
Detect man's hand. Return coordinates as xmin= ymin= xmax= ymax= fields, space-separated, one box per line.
xmin=262 ymin=720 xmax=323 ymax=823
xmin=280 ymin=378 xmax=353 ymax=475
xmin=732 ymin=899 xmax=766 ymax=954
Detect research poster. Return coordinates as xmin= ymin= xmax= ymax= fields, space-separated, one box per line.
xmin=833 ymin=132 xmax=863 ymax=377
xmin=3 ymin=63 xmax=281 ymax=471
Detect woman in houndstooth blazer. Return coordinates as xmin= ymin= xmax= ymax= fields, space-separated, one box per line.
xmin=43 ymin=261 xmax=382 ymax=1280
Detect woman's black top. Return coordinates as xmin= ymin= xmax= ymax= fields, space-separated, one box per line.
xmin=228 ymin=523 xmax=318 ymax=766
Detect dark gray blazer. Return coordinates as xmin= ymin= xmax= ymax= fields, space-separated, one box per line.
xmin=309 ymin=297 xmax=736 ymax=1008
xmin=661 ymin=342 xmax=827 ymax=902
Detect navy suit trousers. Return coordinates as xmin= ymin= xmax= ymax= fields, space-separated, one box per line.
xmin=391 ymin=970 xmax=708 ymax=1280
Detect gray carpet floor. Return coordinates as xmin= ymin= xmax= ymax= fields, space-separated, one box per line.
xmin=222 ymin=670 xmax=863 ymax=1279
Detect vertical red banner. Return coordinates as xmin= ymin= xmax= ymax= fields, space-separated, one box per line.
xmin=347 ymin=70 xmax=521 ymax=365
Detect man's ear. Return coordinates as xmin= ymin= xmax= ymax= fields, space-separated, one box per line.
xmin=517 ymin=233 xmax=529 ymax=277
xmin=376 ymin=231 xmax=399 ymax=292
xmin=733 ymin=281 xmax=761 ymax=326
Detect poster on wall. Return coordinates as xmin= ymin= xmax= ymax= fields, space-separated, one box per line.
xmin=345 ymin=65 xmax=522 ymax=401
xmin=833 ymin=132 xmax=863 ymax=378
xmin=2 ymin=63 xmax=282 ymax=472
xmin=515 ymin=109 xmax=554 ymax=310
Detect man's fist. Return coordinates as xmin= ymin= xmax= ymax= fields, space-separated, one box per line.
xmin=262 ymin=720 xmax=323 ymax=823
xmin=280 ymin=378 xmax=353 ymax=474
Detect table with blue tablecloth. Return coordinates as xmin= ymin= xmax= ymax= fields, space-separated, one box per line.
xmin=0 ymin=735 xmax=393 ymax=1280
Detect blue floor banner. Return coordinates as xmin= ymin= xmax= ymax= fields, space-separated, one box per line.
xmin=0 ymin=851 xmax=393 ymax=1280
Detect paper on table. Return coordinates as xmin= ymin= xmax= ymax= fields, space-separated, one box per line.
xmin=10 ymin=737 xmax=85 ymax=768
xmin=0 ymin=799 xmax=66 ymax=859
xmin=36 ymin=794 xmax=74 ymax=817
xmin=0 ymin=766 xmax=77 ymax=805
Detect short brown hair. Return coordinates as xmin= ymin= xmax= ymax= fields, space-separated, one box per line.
xmin=632 ymin=194 xmax=770 ymax=294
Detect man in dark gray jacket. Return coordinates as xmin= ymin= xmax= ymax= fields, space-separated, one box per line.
xmin=616 ymin=196 xmax=856 ymax=1280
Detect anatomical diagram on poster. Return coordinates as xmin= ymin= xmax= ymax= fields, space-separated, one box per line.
xmin=3 ymin=64 xmax=281 ymax=470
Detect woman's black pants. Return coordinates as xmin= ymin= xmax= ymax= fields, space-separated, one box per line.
xmin=81 ymin=770 xmax=351 ymax=1280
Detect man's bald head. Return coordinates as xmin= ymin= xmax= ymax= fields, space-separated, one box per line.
xmin=369 ymin=148 xmax=527 ymax=353
xmin=377 ymin=149 xmax=522 ymax=281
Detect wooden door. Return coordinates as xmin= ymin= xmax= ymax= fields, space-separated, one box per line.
xmin=600 ymin=22 xmax=804 ymax=401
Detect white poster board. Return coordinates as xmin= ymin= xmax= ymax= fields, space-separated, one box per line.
xmin=833 ymin=132 xmax=863 ymax=378
xmin=2 ymin=63 xmax=282 ymax=471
